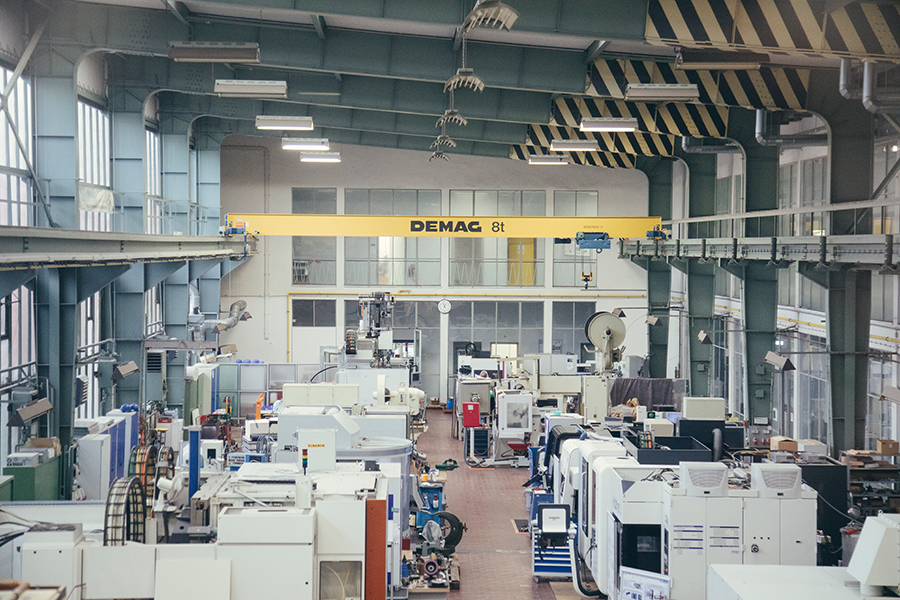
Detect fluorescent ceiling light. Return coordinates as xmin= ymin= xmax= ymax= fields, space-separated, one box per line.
xmin=625 ymin=83 xmax=699 ymax=102
xmin=168 ymin=42 xmax=260 ymax=63
xmin=214 ymin=79 xmax=288 ymax=99
xmin=300 ymin=152 xmax=341 ymax=163
xmin=676 ymin=49 xmax=767 ymax=70
xmin=256 ymin=116 xmax=314 ymax=131
xmin=528 ymin=154 xmax=569 ymax=165
xmin=580 ymin=117 xmax=639 ymax=132
xmin=550 ymin=139 xmax=600 ymax=152
xmin=282 ymin=138 xmax=329 ymax=151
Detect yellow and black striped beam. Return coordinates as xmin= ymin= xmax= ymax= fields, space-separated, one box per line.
xmin=509 ymin=144 xmax=636 ymax=169
xmin=588 ymin=58 xmax=810 ymax=111
xmin=552 ymin=96 xmax=730 ymax=139
xmin=645 ymin=0 xmax=900 ymax=63
xmin=526 ymin=124 xmax=676 ymax=157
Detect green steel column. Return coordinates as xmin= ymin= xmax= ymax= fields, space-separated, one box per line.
xmin=636 ymin=157 xmax=674 ymax=378
xmin=678 ymin=152 xmax=717 ymax=396
xmin=159 ymin=93 xmax=193 ymax=236
xmin=808 ymin=69 xmax=875 ymax=453
xmin=741 ymin=263 xmax=778 ymax=422
xmin=31 ymin=42 xmax=80 ymax=229
xmin=35 ymin=269 xmax=76 ymax=449
xmin=726 ymin=108 xmax=780 ymax=236
xmin=723 ymin=108 xmax=780 ymax=420
xmin=826 ymin=266 xmax=872 ymax=453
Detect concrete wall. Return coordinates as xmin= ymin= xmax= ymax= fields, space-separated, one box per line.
xmin=218 ymin=136 xmax=651 ymax=398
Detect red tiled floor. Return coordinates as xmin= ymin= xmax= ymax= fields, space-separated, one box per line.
xmin=417 ymin=407 xmax=558 ymax=600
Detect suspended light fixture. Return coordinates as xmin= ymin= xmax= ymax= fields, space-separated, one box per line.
xmin=429 ymin=150 xmax=450 ymax=162
xmin=580 ymin=117 xmax=639 ymax=132
xmin=550 ymin=139 xmax=600 ymax=152
xmin=300 ymin=151 xmax=341 ymax=163
xmin=214 ymin=79 xmax=288 ymax=98
xmin=436 ymin=89 xmax=468 ymax=127
xmin=528 ymin=154 xmax=569 ymax=165
xmin=431 ymin=134 xmax=457 ymax=149
xmin=624 ymin=83 xmax=699 ymax=102
xmin=445 ymin=36 xmax=484 ymax=93
xmin=256 ymin=116 xmax=314 ymax=131
xmin=168 ymin=42 xmax=260 ymax=63
xmin=282 ymin=138 xmax=330 ymax=151
xmin=461 ymin=0 xmax=519 ymax=34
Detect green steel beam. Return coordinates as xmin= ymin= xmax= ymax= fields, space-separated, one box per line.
xmin=1 ymin=269 xmax=36 ymax=299
xmin=193 ymin=117 xmax=514 ymax=158
xmin=189 ymin=0 xmax=648 ymax=41
xmin=45 ymin=2 xmax=591 ymax=95
xmin=0 ymin=226 xmax=252 ymax=269
xmin=157 ymin=91 xmax=528 ymax=145
xmin=106 ymin=54 xmax=553 ymax=126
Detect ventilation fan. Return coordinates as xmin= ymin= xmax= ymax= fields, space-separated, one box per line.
xmin=750 ymin=463 xmax=802 ymax=499
xmin=679 ymin=462 xmax=727 ymax=497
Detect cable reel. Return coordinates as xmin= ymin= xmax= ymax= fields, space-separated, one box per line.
xmin=103 ymin=477 xmax=146 ymax=546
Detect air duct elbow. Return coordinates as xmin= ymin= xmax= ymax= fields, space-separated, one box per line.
xmin=755 ymin=110 xmax=827 ymax=148
xmin=839 ymin=58 xmax=862 ymax=100
xmin=681 ymin=136 xmax=740 ymax=154
xmin=862 ymin=61 xmax=900 ymax=114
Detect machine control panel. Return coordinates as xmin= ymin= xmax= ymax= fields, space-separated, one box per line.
xmin=747 ymin=425 xmax=774 ymax=449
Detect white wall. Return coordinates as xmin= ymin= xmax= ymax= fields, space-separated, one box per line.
xmin=218 ymin=136 xmax=651 ymax=393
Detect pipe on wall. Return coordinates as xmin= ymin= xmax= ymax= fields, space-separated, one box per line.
xmin=680 ymin=136 xmax=740 ymax=154
xmin=754 ymin=110 xmax=827 ymax=148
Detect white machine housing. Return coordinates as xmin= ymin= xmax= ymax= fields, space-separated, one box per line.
xmin=282 ymin=383 xmax=361 ymax=415
xmin=681 ymin=396 xmax=727 ymax=420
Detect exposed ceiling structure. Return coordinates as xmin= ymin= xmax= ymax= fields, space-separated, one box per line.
xmin=58 ymin=0 xmax=900 ymax=168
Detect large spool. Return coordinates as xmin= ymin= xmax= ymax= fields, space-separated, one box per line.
xmin=584 ymin=311 xmax=626 ymax=371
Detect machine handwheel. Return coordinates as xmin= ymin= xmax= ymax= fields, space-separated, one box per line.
xmin=435 ymin=511 xmax=465 ymax=549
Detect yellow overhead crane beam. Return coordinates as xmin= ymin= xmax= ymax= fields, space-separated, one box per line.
xmin=224 ymin=214 xmax=662 ymax=239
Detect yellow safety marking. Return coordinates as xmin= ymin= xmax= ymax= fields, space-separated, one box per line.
xmin=226 ymin=214 xmax=661 ymax=239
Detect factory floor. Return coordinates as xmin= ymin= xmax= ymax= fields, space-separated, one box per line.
xmin=416 ymin=407 xmax=560 ymax=600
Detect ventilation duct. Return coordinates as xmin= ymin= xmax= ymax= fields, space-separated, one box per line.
xmin=755 ymin=110 xmax=827 ymax=148
xmin=680 ymin=136 xmax=740 ymax=154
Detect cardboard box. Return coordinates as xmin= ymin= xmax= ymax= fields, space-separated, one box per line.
xmin=22 ymin=437 xmax=62 ymax=458
xmin=877 ymin=439 xmax=899 ymax=456
xmin=770 ymin=436 xmax=798 ymax=452
xmin=797 ymin=439 xmax=827 ymax=454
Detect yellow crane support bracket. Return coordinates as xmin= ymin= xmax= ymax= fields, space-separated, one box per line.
xmin=224 ymin=214 xmax=662 ymax=239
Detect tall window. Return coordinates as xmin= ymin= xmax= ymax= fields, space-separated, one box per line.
xmin=145 ymin=128 xmax=168 ymax=234
xmin=77 ymin=100 xmax=112 ymax=232
xmin=0 ymin=65 xmax=37 ymax=459
xmin=0 ymin=66 xmax=33 ymax=227
xmin=551 ymin=302 xmax=595 ymax=356
xmin=774 ymin=333 xmax=829 ymax=443
xmin=76 ymin=100 xmax=112 ymax=418
xmin=553 ymin=191 xmax=598 ymax=288
xmin=799 ymin=156 xmax=827 ymax=236
xmin=873 ymin=141 xmax=899 ymax=234
xmin=345 ymin=189 xmax=441 ymax=286
xmin=292 ymin=188 xmax=337 ymax=285
xmin=866 ymin=358 xmax=896 ymax=450
xmin=777 ymin=163 xmax=798 ymax=236
xmin=449 ymin=190 xmax=544 ymax=287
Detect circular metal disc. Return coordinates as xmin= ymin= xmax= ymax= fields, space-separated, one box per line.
xmin=584 ymin=311 xmax=626 ymax=349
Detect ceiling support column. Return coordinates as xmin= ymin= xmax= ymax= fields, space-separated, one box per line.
xmin=31 ymin=43 xmax=80 ymax=229
xmin=810 ymin=69 xmax=876 ymax=453
xmin=636 ymin=158 xmax=674 ymax=378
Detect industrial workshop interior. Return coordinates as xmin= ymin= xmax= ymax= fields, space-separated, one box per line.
xmin=3 ymin=1 xmax=900 ymax=599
